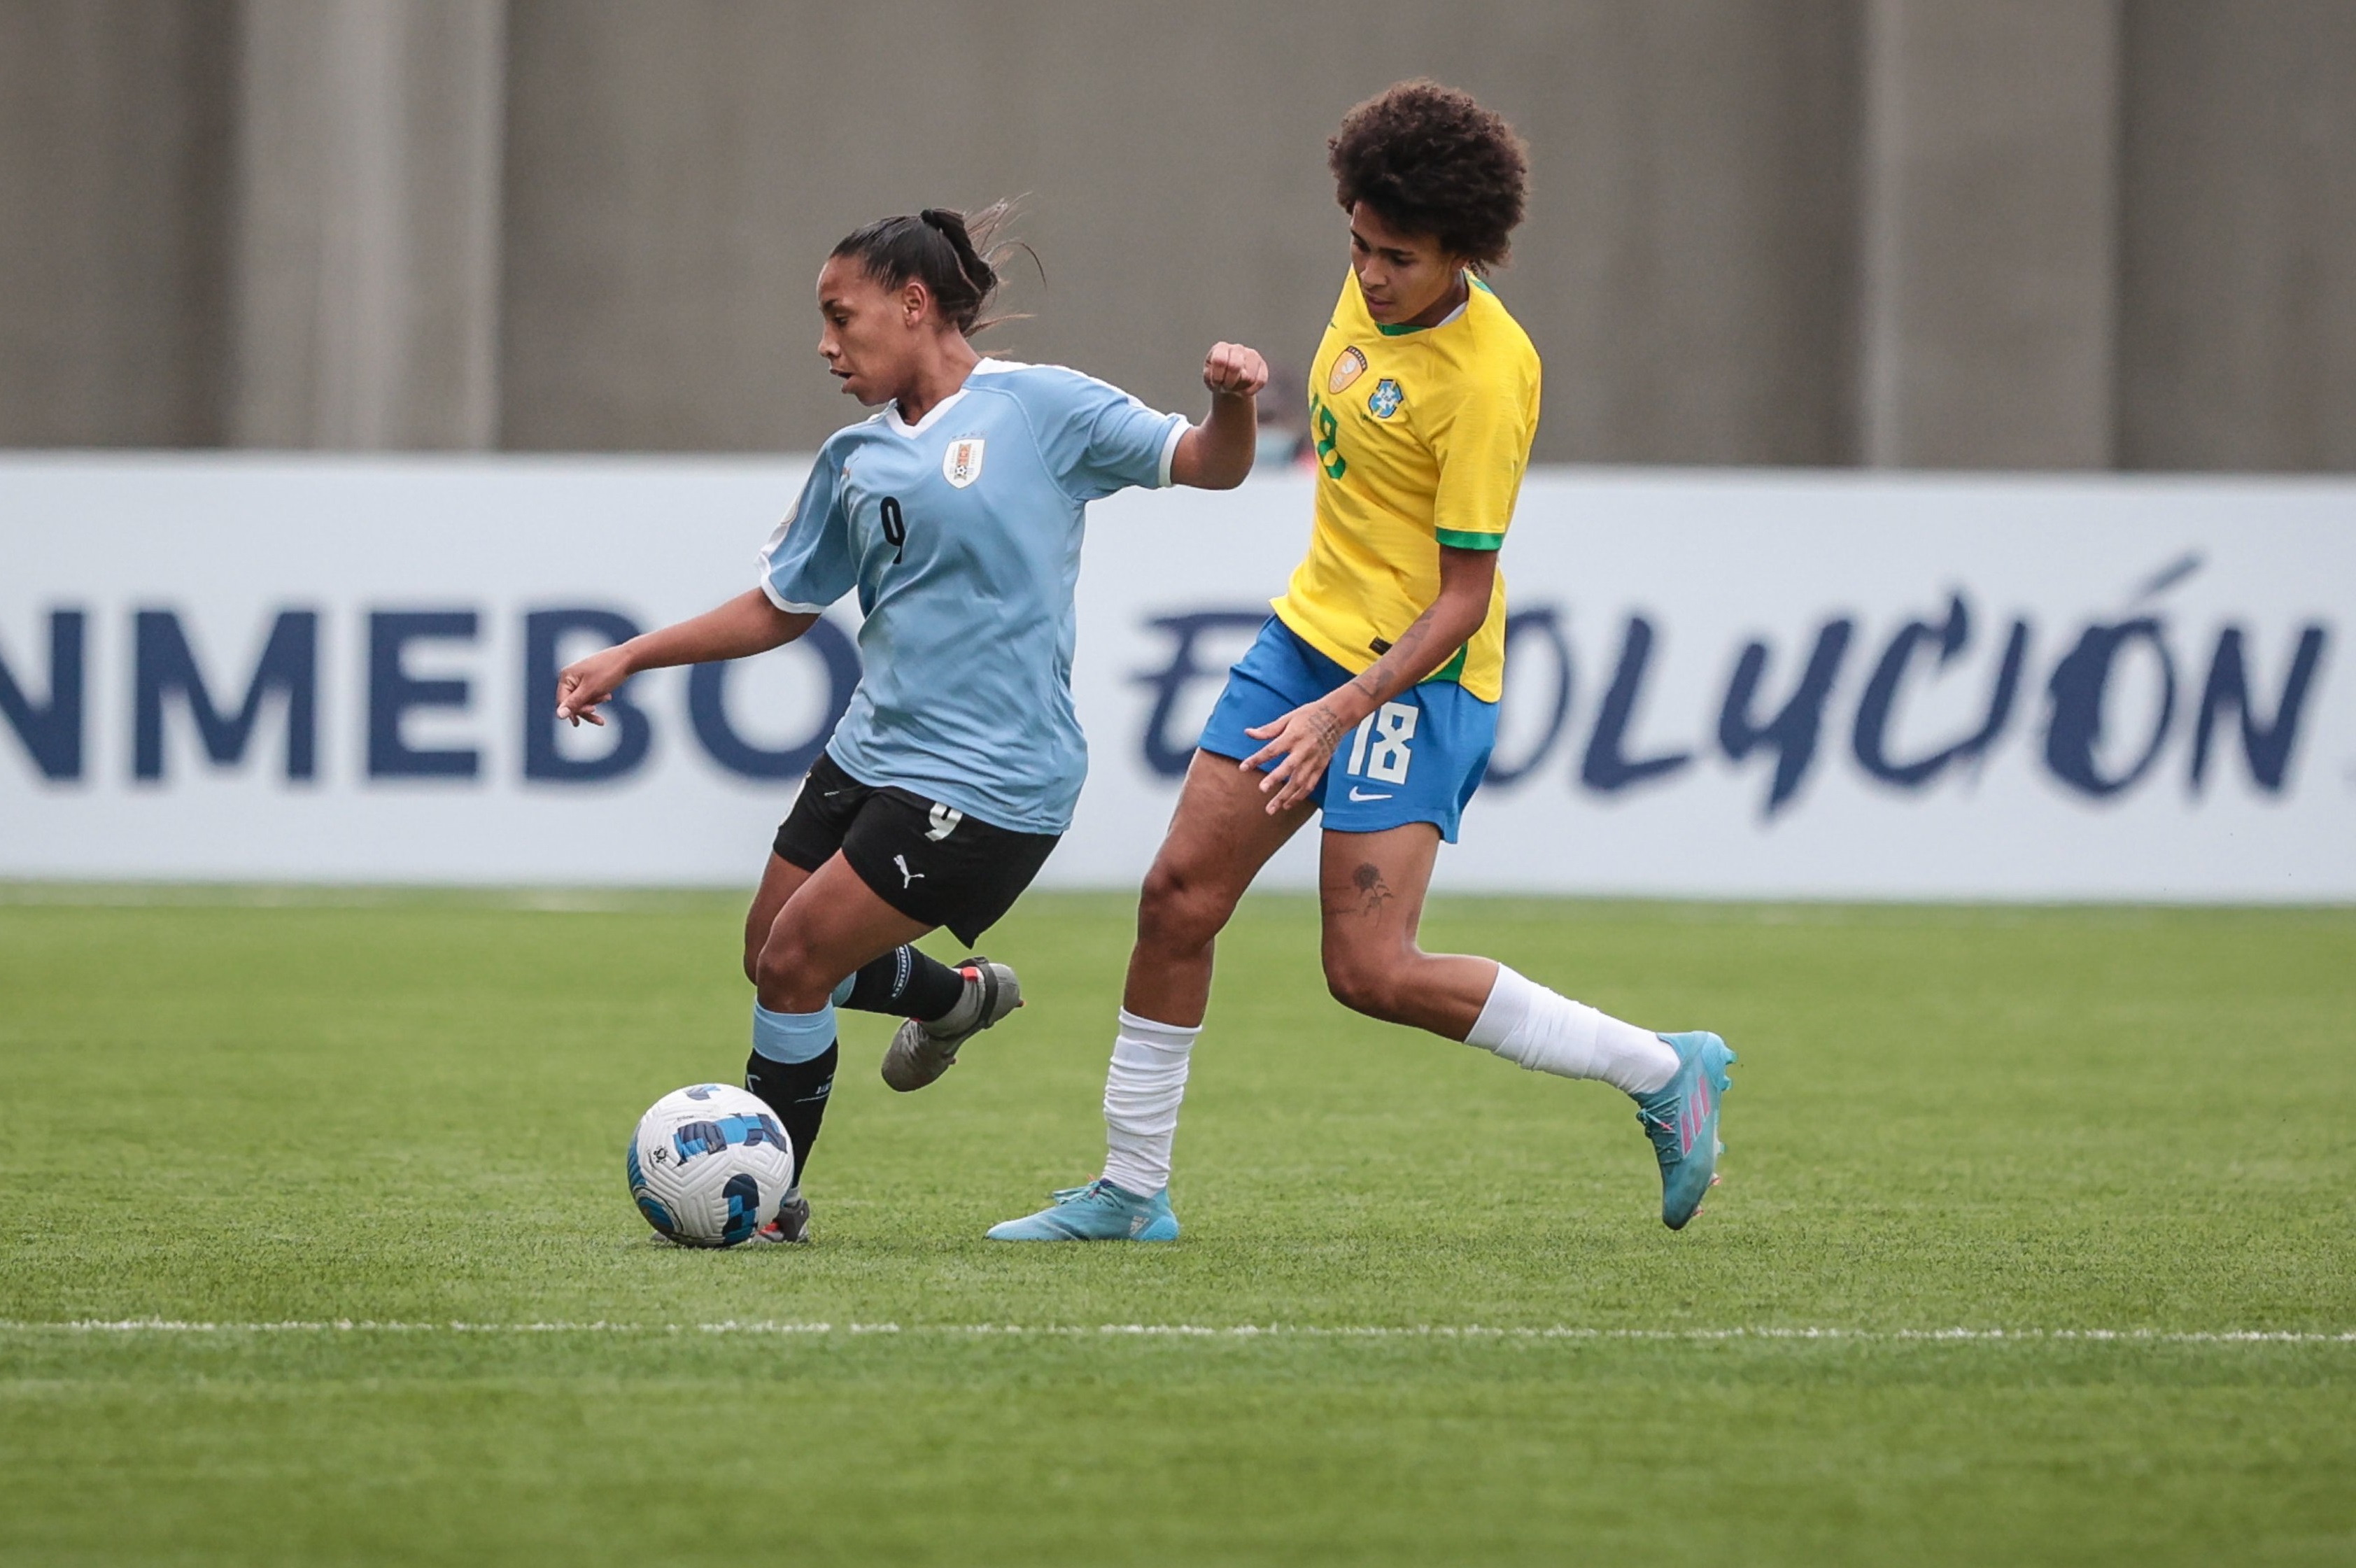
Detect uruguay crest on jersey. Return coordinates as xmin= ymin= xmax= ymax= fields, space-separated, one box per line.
xmin=943 ymin=437 xmax=985 ymax=488
xmin=756 ymin=358 xmax=1187 ymax=834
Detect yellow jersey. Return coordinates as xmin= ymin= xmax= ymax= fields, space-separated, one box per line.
xmin=1269 ymin=270 xmax=1541 ymax=703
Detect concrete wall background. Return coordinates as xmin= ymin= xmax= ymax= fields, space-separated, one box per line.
xmin=2 ymin=0 xmax=2349 ymax=469
xmin=0 ymin=0 xmax=234 ymax=446
xmin=2116 ymin=0 xmax=2356 ymax=470
xmin=230 ymin=0 xmax=505 ymax=448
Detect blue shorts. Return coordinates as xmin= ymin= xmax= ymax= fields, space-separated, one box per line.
xmin=1197 ymin=616 xmax=1497 ymax=842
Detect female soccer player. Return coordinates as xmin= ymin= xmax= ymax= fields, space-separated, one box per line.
xmin=555 ymin=204 xmax=1268 ymax=1241
xmin=990 ymin=83 xmax=1734 ymax=1243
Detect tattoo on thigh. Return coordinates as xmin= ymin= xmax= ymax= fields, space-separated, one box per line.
xmin=1352 ymin=861 xmax=1392 ymax=918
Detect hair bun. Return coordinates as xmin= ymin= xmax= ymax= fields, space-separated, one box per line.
xmin=829 ymin=199 xmax=1025 ymax=339
xmin=919 ymin=209 xmax=993 ymax=292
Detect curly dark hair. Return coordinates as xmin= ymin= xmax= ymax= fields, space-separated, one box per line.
xmin=1328 ymin=80 xmax=1529 ymax=271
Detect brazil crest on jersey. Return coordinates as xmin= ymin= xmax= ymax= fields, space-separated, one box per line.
xmin=1270 ymin=271 xmax=1542 ymax=702
xmin=758 ymin=360 xmax=1187 ymax=834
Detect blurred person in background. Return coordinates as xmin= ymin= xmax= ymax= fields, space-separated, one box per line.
xmin=1255 ymin=359 xmax=1318 ymax=471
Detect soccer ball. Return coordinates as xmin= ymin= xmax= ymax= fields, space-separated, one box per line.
xmin=626 ymin=1083 xmax=796 ymax=1247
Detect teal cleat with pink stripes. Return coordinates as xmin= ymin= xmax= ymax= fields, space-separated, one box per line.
xmin=1633 ymin=1031 xmax=1735 ymax=1230
xmin=986 ymin=1178 xmax=1179 ymax=1242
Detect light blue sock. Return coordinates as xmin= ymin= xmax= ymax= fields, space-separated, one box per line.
xmin=830 ymin=973 xmax=857 ymax=1007
xmin=752 ymin=1001 xmax=838 ymax=1064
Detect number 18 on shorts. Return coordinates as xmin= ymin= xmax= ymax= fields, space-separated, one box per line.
xmin=1198 ymin=616 xmax=1498 ymax=843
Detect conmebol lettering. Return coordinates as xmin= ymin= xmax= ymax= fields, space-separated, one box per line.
xmin=688 ymin=616 xmax=861 ymax=780
xmin=0 ymin=609 xmax=84 ymax=781
xmin=524 ymin=608 xmax=650 ymax=783
xmin=368 ymin=611 xmax=479 ymax=779
xmin=136 ymin=607 xmax=317 ymax=782
xmin=0 ymin=606 xmax=865 ymax=786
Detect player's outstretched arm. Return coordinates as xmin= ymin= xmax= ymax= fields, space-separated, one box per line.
xmin=1168 ymin=341 xmax=1268 ymax=490
xmin=556 ymin=588 xmax=817 ymax=728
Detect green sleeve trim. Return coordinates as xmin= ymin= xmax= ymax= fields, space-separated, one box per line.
xmin=1420 ymin=644 xmax=1471 ymax=686
xmin=1434 ymin=528 xmax=1504 ymax=551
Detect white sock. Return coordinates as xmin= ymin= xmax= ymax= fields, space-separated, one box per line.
xmin=1100 ymin=1009 xmax=1199 ymax=1196
xmin=1464 ymin=964 xmax=1678 ymax=1096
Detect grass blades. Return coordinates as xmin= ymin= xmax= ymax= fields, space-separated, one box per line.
xmin=1 ymin=891 xmax=2350 ymax=1565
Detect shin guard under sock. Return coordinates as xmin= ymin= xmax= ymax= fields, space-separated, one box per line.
xmin=743 ymin=1043 xmax=838 ymax=1189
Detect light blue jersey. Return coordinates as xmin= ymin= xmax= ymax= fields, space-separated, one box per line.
xmin=759 ymin=359 xmax=1187 ymax=833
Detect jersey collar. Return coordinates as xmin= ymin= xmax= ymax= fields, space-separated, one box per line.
xmin=882 ymin=388 xmax=970 ymax=438
xmin=1369 ymin=272 xmax=1476 ymax=337
xmin=882 ymin=358 xmax=1015 ymax=438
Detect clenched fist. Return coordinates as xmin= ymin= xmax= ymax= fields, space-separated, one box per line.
xmin=1202 ymin=341 xmax=1269 ymax=399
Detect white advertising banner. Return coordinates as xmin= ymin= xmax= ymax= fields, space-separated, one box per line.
xmin=1 ymin=455 xmax=2350 ymax=900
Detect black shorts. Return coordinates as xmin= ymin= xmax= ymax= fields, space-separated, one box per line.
xmin=771 ymin=752 xmax=1061 ymax=947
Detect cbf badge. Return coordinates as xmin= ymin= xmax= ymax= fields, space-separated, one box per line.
xmin=943 ymin=437 xmax=985 ymax=488
xmin=1368 ymin=379 xmax=1404 ymax=418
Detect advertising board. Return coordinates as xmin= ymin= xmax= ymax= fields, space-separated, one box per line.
xmin=3 ymin=457 xmax=2348 ymax=900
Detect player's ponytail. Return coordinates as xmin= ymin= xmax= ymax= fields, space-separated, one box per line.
xmin=919 ymin=208 xmax=996 ymax=304
xmin=832 ymin=199 xmax=1036 ymax=338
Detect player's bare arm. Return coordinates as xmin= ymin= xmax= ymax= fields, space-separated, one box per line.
xmin=1239 ymin=544 xmax=1497 ymax=813
xmin=1169 ymin=340 xmax=1269 ymax=490
xmin=556 ymin=589 xmax=817 ymax=727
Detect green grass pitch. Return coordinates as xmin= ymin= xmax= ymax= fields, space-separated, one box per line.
xmin=1 ymin=887 xmax=2350 ymax=1565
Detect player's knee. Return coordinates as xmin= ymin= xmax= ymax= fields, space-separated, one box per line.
xmin=1137 ymin=861 xmax=1231 ymax=953
xmin=753 ymin=935 xmax=832 ymax=1012
xmin=1322 ymin=952 xmax=1404 ymax=1022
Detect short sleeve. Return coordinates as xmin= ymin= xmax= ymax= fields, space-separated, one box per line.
xmin=1426 ymin=362 xmax=1539 ymax=552
xmin=757 ymin=448 xmax=856 ymax=611
xmin=1024 ymin=368 xmax=1188 ymax=502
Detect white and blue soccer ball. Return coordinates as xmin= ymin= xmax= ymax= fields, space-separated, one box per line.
xmin=626 ymin=1083 xmax=796 ymax=1248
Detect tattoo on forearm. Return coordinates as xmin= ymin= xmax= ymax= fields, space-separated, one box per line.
xmin=1360 ymin=609 xmax=1444 ymax=707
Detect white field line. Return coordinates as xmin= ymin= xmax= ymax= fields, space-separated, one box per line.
xmin=1 ymin=1320 xmax=2350 ymax=1344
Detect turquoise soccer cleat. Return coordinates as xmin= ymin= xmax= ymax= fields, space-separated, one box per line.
xmin=985 ymin=1178 xmax=1180 ymax=1242
xmin=1633 ymin=1031 xmax=1737 ymax=1230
